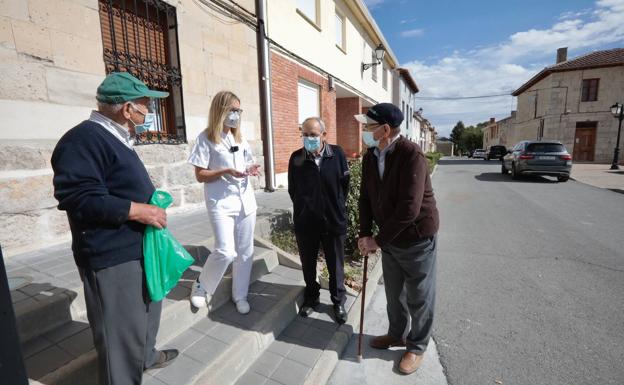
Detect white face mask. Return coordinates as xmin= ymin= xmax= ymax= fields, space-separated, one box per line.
xmin=224 ymin=111 xmax=240 ymax=128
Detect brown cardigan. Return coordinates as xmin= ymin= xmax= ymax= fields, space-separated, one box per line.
xmin=358 ymin=136 xmax=439 ymax=247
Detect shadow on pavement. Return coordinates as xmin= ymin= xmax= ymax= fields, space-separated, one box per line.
xmin=474 ymin=172 xmax=558 ymax=184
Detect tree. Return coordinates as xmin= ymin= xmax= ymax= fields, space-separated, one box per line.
xmin=450 ymin=121 xmax=465 ymax=154
xmin=461 ymin=126 xmax=484 ymax=153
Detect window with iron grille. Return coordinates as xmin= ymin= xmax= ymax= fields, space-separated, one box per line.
xmin=98 ymin=0 xmax=186 ymax=144
xmin=581 ymin=78 xmax=599 ymax=102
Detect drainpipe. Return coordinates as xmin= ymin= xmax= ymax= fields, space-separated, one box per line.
xmin=256 ymin=0 xmax=276 ymax=191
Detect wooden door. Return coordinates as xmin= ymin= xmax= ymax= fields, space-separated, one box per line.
xmin=573 ymin=123 xmax=596 ymax=162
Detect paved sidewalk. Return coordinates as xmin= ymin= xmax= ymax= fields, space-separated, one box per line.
xmin=327 ymin=279 xmax=448 ymax=385
xmin=571 ymin=163 xmax=624 ymax=192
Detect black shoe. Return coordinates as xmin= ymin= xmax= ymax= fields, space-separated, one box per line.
xmin=298 ymin=299 xmax=320 ymax=317
xmin=144 ymin=349 xmax=179 ymax=371
xmin=333 ymin=304 xmax=347 ymax=324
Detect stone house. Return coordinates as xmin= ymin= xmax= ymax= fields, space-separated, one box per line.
xmin=0 ymin=0 xmax=262 ymax=255
xmin=510 ymin=47 xmax=624 ymax=163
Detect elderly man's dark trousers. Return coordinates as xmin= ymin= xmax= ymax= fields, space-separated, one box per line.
xmin=295 ymin=232 xmax=347 ymax=306
xmin=80 ymin=259 xmax=162 ymax=385
xmin=381 ymin=236 xmax=437 ymax=354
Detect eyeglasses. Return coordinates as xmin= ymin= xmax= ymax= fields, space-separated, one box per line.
xmin=363 ymin=123 xmax=383 ymax=132
xmin=129 ymin=101 xmax=154 ymax=116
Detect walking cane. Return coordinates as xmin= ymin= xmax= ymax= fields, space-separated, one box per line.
xmin=357 ymin=251 xmax=369 ymax=362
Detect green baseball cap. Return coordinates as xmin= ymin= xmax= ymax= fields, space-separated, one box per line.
xmin=96 ymin=72 xmax=169 ymax=104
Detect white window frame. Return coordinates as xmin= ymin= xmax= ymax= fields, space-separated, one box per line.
xmin=297 ymin=0 xmax=320 ymax=30
xmin=335 ymin=10 xmax=346 ymax=52
xmin=297 ymin=79 xmax=320 ymax=126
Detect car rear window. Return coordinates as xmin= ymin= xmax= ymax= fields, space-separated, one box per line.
xmin=526 ymin=143 xmax=565 ymax=153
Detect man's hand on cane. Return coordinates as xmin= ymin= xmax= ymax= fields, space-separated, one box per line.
xmin=358 ymin=236 xmax=379 ymax=256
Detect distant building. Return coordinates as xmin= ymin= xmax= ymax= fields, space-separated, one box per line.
xmin=510 ymin=47 xmax=624 ymax=163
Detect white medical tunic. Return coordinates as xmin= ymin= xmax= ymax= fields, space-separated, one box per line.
xmin=187 ymin=131 xmax=257 ymax=216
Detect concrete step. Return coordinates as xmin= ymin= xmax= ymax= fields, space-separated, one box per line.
xmin=231 ymin=255 xmax=385 ymax=385
xmin=24 ymin=245 xmax=279 ymax=384
xmin=142 ymin=265 xmax=306 ymax=385
xmin=12 ymin=237 xmax=219 ymax=345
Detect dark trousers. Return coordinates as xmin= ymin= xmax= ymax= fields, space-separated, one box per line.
xmin=295 ymin=232 xmax=347 ymax=306
xmin=381 ymin=236 xmax=437 ymax=354
xmin=80 ymin=259 xmax=162 ymax=385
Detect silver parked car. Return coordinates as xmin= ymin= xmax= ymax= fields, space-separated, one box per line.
xmin=472 ymin=149 xmax=486 ymax=159
xmin=502 ymin=140 xmax=572 ymax=182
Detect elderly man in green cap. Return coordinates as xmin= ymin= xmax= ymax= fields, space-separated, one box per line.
xmin=51 ymin=72 xmax=178 ymax=385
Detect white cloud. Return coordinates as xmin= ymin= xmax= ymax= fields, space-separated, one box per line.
xmin=403 ymin=0 xmax=624 ymax=137
xmin=401 ymin=28 xmax=424 ymax=38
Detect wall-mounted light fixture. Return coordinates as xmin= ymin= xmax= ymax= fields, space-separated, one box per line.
xmin=362 ymin=44 xmax=386 ymax=72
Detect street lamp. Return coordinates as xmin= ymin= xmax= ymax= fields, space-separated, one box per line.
xmin=362 ymin=44 xmax=386 ymax=71
xmin=610 ymin=103 xmax=623 ymax=170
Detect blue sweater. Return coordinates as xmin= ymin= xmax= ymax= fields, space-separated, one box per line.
xmin=51 ymin=120 xmax=155 ymax=269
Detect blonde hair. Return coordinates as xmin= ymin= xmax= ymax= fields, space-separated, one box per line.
xmin=205 ymin=91 xmax=242 ymax=144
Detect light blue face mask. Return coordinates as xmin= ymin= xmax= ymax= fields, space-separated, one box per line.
xmin=362 ymin=131 xmax=380 ymax=148
xmin=303 ymin=136 xmax=321 ymax=152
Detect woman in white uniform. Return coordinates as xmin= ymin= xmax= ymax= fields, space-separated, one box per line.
xmin=187 ymin=91 xmax=260 ymax=314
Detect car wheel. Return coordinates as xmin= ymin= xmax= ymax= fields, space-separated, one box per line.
xmin=511 ymin=163 xmax=519 ymax=180
xmin=501 ymin=163 xmax=508 ymax=174
xmin=557 ymin=176 xmax=569 ymax=182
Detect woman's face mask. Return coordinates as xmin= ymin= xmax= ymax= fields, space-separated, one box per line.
xmin=224 ymin=110 xmax=241 ymax=128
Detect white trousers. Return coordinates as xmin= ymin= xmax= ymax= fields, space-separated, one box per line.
xmin=199 ymin=207 xmax=256 ymax=302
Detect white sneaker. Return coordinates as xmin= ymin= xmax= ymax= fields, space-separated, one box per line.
xmin=190 ymin=281 xmax=211 ymax=308
xmin=235 ymin=299 xmax=250 ymax=314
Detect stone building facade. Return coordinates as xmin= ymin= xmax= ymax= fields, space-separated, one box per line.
xmin=511 ymin=48 xmax=624 ymax=163
xmin=0 ymin=0 xmax=263 ymax=256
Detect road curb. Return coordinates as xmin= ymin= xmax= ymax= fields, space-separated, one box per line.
xmin=302 ymin=254 xmax=384 ymax=385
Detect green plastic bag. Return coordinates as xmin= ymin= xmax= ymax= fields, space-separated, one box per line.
xmin=143 ymin=190 xmax=194 ymax=302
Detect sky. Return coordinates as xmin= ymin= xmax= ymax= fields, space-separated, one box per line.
xmin=364 ymin=0 xmax=624 ymax=137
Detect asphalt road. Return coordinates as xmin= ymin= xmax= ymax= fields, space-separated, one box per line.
xmin=432 ymin=158 xmax=624 ymax=385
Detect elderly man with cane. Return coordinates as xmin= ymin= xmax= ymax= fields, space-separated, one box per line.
xmin=355 ymin=103 xmax=439 ymax=375
xmin=52 ymin=72 xmax=179 ymax=385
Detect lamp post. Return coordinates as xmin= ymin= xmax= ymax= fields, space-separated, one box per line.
xmin=362 ymin=44 xmax=386 ymax=71
xmin=610 ymin=103 xmax=623 ymax=170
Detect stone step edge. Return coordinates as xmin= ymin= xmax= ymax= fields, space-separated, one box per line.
xmin=18 ymin=237 xmax=277 ymax=345
xmin=190 ymin=282 xmax=305 ymax=385
xmin=302 ymin=254 xmax=384 ymax=385
xmin=157 ymin=247 xmax=279 ymax=344
xmin=30 ymin=247 xmax=279 ymax=385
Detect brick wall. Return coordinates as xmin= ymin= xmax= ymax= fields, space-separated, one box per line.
xmin=270 ymin=52 xmax=336 ymax=173
xmin=336 ymin=97 xmax=362 ymax=158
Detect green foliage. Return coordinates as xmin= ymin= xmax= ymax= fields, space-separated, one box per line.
xmin=461 ymin=126 xmax=484 ymax=153
xmin=449 ymin=120 xmax=487 ymax=154
xmin=270 ymin=229 xmax=298 ymax=254
xmin=425 ymin=152 xmax=443 ymax=172
xmin=345 ymin=159 xmax=363 ymax=261
xmin=450 ymin=121 xmax=465 ymax=147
